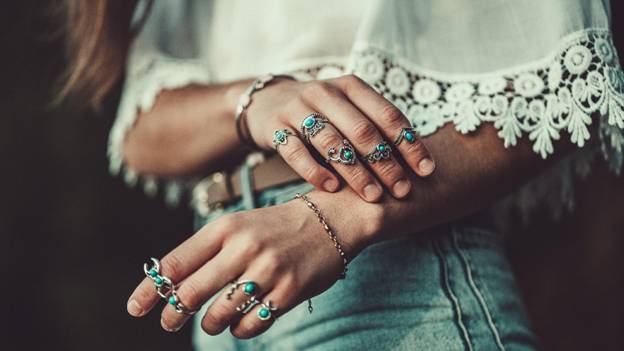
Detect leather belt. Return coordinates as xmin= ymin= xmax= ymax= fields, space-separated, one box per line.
xmin=191 ymin=153 xmax=303 ymax=216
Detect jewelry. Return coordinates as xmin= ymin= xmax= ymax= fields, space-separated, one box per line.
xmin=272 ymin=129 xmax=294 ymax=150
xmin=394 ymin=127 xmax=419 ymax=146
xmin=300 ymin=113 xmax=329 ymax=142
xmin=294 ymin=193 xmax=348 ymax=279
xmin=236 ymin=295 xmax=261 ymax=314
xmin=143 ymin=257 xmax=198 ymax=315
xmin=326 ymin=139 xmax=356 ymax=165
xmin=226 ymin=280 xmax=260 ymax=300
xmin=257 ymin=300 xmax=278 ymax=321
xmin=363 ymin=141 xmax=392 ymax=163
xmin=235 ymin=74 xmax=295 ymax=150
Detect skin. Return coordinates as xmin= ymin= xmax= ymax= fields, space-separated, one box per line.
xmin=125 ymin=76 xmax=571 ymax=337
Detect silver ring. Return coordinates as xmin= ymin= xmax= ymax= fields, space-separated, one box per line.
xmin=272 ymin=129 xmax=294 ymax=150
xmin=257 ymin=300 xmax=278 ymax=321
xmin=226 ymin=280 xmax=260 ymax=300
xmin=236 ymin=295 xmax=261 ymax=314
xmin=326 ymin=139 xmax=356 ymax=165
xmin=300 ymin=113 xmax=329 ymax=142
xmin=143 ymin=257 xmax=198 ymax=315
xmin=394 ymin=127 xmax=419 ymax=146
xmin=363 ymin=141 xmax=392 ymax=163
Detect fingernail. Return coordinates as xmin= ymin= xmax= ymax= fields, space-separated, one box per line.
xmin=127 ymin=299 xmax=143 ymax=317
xmin=363 ymin=184 xmax=382 ymax=201
xmin=393 ymin=179 xmax=411 ymax=197
xmin=161 ymin=318 xmax=177 ymax=332
xmin=418 ymin=158 xmax=436 ymax=175
xmin=323 ymin=178 xmax=339 ymax=192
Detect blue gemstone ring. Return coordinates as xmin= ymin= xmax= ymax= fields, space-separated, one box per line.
xmin=272 ymin=129 xmax=294 ymax=150
xmin=300 ymin=113 xmax=330 ymax=142
xmin=326 ymin=139 xmax=357 ymax=165
xmin=143 ymin=257 xmax=197 ymax=315
xmin=363 ymin=141 xmax=392 ymax=163
xmin=257 ymin=300 xmax=278 ymax=321
xmin=226 ymin=279 xmax=260 ymax=300
xmin=394 ymin=127 xmax=419 ymax=146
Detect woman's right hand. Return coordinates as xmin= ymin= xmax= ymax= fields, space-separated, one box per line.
xmin=242 ymin=75 xmax=436 ymax=202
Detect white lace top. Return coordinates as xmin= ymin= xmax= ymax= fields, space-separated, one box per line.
xmin=111 ymin=0 xmax=624 ymax=224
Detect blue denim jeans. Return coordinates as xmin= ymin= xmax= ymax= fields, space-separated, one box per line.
xmin=192 ymin=181 xmax=537 ymax=351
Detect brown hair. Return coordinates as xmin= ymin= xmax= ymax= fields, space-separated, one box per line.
xmin=57 ymin=0 xmax=140 ymax=108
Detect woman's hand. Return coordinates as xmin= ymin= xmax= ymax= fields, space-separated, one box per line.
xmin=243 ymin=75 xmax=436 ymax=202
xmin=126 ymin=193 xmax=380 ymax=338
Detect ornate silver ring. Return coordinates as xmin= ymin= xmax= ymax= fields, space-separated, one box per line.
xmin=363 ymin=141 xmax=392 ymax=163
xmin=300 ymin=113 xmax=329 ymax=142
xmin=326 ymin=139 xmax=356 ymax=165
xmin=272 ymin=129 xmax=294 ymax=150
xmin=144 ymin=257 xmax=198 ymax=315
xmin=394 ymin=127 xmax=419 ymax=146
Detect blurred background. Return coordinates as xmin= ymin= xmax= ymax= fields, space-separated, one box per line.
xmin=2 ymin=2 xmax=622 ymax=351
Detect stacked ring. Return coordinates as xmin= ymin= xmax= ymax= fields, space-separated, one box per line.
xmin=363 ymin=141 xmax=392 ymax=163
xmin=394 ymin=127 xmax=419 ymax=146
xmin=326 ymin=139 xmax=356 ymax=165
xmin=300 ymin=113 xmax=329 ymax=142
xmin=226 ymin=279 xmax=260 ymax=300
xmin=272 ymin=129 xmax=293 ymax=150
xmin=143 ymin=258 xmax=198 ymax=315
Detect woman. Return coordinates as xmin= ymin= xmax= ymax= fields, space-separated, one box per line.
xmin=61 ymin=0 xmax=623 ymax=350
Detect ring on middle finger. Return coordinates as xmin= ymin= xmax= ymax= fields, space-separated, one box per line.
xmin=300 ymin=112 xmax=329 ymax=142
xmin=326 ymin=139 xmax=356 ymax=165
xmin=363 ymin=141 xmax=392 ymax=163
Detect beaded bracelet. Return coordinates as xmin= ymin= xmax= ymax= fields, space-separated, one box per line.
xmin=294 ymin=193 xmax=349 ymax=279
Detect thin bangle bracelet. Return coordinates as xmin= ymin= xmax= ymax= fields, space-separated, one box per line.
xmin=234 ymin=74 xmax=296 ymax=150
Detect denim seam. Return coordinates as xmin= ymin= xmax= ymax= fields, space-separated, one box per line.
xmin=452 ymin=231 xmax=506 ymax=351
xmin=433 ymin=240 xmax=474 ymax=351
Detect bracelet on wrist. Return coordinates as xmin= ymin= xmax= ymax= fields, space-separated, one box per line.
xmin=235 ymin=74 xmax=295 ymax=151
xmin=294 ymin=193 xmax=349 ymax=279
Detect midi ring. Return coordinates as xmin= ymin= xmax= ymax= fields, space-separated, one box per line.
xmin=143 ymin=257 xmax=198 ymax=315
xmin=226 ymin=280 xmax=260 ymax=300
xmin=363 ymin=141 xmax=392 ymax=163
xmin=394 ymin=127 xmax=419 ymax=146
xmin=272 ymin=129 xmax=294 ymax=150
xmin=300 ymin=113 xmax=329 ymax=142
xmin=326 ymin=139 xmax=356 ymax=165
xmin=257 ymin=300 xmax=278 ymax=321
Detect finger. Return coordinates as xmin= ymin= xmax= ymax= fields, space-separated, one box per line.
xmin=273 ymin=128 xmax=340 ymax=193
xmin=295 ymin=109 xmax=384 ymax=202
xmin=127 ymin=222 xmax=225 ymax=317
xmin=160 ymin=241 xmax=247 ymax=332
xmin=302 ymin=81 xmax=412 ymax=198
xmin=333 ymin=75 xmax=436 ymax=177
xmin=229 ymin=276 xmax=300 ymax=339
xmin=200 ymin=252 xmax=282 ymax=335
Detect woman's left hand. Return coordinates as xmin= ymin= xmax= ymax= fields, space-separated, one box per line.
xmin=126 ymin=193 xmax=380 ymax=338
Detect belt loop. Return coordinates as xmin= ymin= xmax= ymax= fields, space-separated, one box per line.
xmin=239 ymin=152 xmax=265 ymax=210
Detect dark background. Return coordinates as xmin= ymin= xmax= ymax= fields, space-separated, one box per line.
xmin=2 ymin=2 xmax=623 ymax=351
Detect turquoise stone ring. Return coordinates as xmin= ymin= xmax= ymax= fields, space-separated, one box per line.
xmin=256 ymin=300 xmax=277 ymax=321
xmin=300 ymin=113 xmax=330 ymax=142
xmin=394 ymin=127 xmax=419 ymax=146
xmin=142 ymin=257 xmax=197 ymax=315
xmin=326 ymin=139 xmax=357 ymax=165
xmin=226 ymin=279 xmax=261 ymax=300
xmin=363 ymin=141 xmax=392 ymax=163
xmin=272 ymin=129 xmax=294 ymax=150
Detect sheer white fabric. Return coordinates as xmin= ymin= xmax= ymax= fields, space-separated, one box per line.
xmin=110 ymin=0 xmax=624 ymax=220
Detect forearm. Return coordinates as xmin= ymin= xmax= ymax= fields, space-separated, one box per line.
xmin=123 ymin=79 xmax=252 ymax=177
xmin=311 ymin=123 xmax=572 ymax=256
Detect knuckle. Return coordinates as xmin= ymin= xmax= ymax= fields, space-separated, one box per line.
xmin=202 ymin=304 xmax=231 ymax=335
xmin=302 ymin=81 xmax=335 ymax=102
xmin=231 ymin=319 xmax=263 ymax=339
xmin=281 ymin=144 xmax=307 ymax=163
xmin=341 ymin=74 xmax=364 ymax=87
xmin=303 ymin=165 xmax=326 ymax=185
xmin=351 ymin=120 xmax=378 ymax=144
xmin=380 ymin=104 xmax=405 ymax=127
xmin=178 ymin=277 xmax=202 ymax=308
xmin=161 ymin=252 xmax=184 ymax=280
xmin=375 ymin=161 xmax=404 ymax=181
xmin=260 ymin=251 xmax=284 ymax=276
xmin=239 ymin=238 xmax=263 ymax=259
xmin=316 ymin=130 xmax=342 ymax=150
xmin=346 ymin=167 xmax=374 ymax=189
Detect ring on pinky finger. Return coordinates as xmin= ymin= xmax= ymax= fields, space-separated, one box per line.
xmin=393 ymin=127 xmax=419 ymax=146
xmin=256 ymin=300 xmax=278 ymax=321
